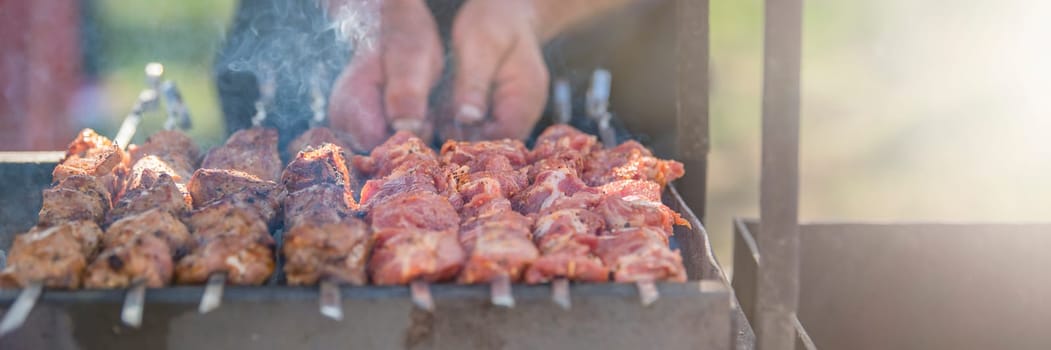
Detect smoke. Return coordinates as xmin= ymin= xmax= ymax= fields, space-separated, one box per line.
xmin=213 ymin=0 xmax=364 ymax=144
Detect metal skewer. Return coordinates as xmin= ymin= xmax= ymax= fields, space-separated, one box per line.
xmin=587 ymin=69 xmax=617 ymax=148
xmin=114 ymin=63 xmax=165 ymax=149
xmin=0 ymin=281 xmax=42 ymax=337
xmin=319 ymin=280 xmax=344 ymax=321
xmin=637 ymin=281 xmax=660 ymax=306
xmin=251 ymin=69 xmax=276 ymax=128
xmin=410 ymin=280 xmax=434 ymax=311
xmin=121 ymin=280 xmax=147 ymax=327
xmin=553 ymin=79 xmax=572 ymax=125
xmin=551 ymin=278 xmax=571 ymax=310
xmin=160 ymin=80 xmax=192 ymax=131
xmin=309 ymin=66 xmax=327 ymax=128
xmin=490 ymin=275 xmax=515 ymax=308
xmin=199 ymin=273 xmax=226 ymax=314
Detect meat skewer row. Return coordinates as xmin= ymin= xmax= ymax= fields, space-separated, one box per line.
xmin=180 ymin=127 xmax=285 ymax=313
xmin=281 ymin=133 xmax=368 ymax=320
xmin=358 ymin=132 xmax=465 ymax=310
xmin=0 ymin=129 xmax=129 ymax=335
xmin=516 ymin=125 xmax=689 ymax=305
xmin=80 ymin=131 xmax=200 ymax=299
xmin=440 ymin=139 xmax=537 ymax=307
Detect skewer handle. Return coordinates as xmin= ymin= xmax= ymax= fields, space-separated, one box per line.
xmin=410 ymin=281 xmax=434 ymax=312
xmin=637 ymin=281 xmax=660 ymax=306
xmin=161 ymin=81 xmax=193 ymax=131
xmin=490 ymin=275 xmax=515 ymax=308
xmin=319 ymin=280 xmax=344 ymax=321
xmin=551 ymin=278 xmax=571 ymax=310
xmin=553 ymin=79 xmax=572 ymax=125
xmin=0 ymin=281 xmax=43 ymax=337
xmin=199 ymin=274 xmax=226 ymax=314
xmin=121 ymin=282 xmax=147 ymax=328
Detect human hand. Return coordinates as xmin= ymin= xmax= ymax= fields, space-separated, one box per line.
xmin=328 ymin=0 xmax=443 ymax=151
xmin=441 ymin=0 xmax=550 ymax=141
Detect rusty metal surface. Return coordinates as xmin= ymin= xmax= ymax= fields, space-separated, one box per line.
xmin=0 ymin=157 xmax=748 ymax=349
xmin=735 ymin=218 xmax=1051 ymax=350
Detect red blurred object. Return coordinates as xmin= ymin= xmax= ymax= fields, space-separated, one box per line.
xmin=0 ymin=0 xmax=81 ymax=151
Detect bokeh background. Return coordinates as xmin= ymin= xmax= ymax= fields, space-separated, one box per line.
xmin=2 ymin=0 xmax=1049 ymax=268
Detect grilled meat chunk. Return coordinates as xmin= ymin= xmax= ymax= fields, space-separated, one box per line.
xmin=103 ymin=209 xmax=193 ymax=257
xmin=513 ymin=168 xmax=596 ymax=214
xmin=583 ymin=140 xmax=685 ymax=187
xmin=368 ymin=191 xmax=459 ymax=231
xmin=0 ymin=221 xmax=103 ymax=289
xmin=440 ymin=139 xmax=528 ymax=171
xmin=200 ymin=127 xmax=282 ymax=181
xmin=52 ymin=129 xmax=129 ymax=196
xmin=129 ymin=130 xmax=201 ymax=165
xmin=107 ymin=172 xmax=187 ymax=224
xmin=369 ymin=228 xmax=464 ymax=285
xmin=529 ymin=125 xmax=600 ymax=162
xmin=283 ymin=216 xmax=370 ymax=285
xmin=284 ymin=184 xmax=355 ymax=228
xmin=187 ymin=168 xmax=286 ymax=224
xmin=187 ymin=202 xmax=275 ymax=247
xmin=85 ymin=234 xmax=174 ymax=288
xmin=286 ymin=127 xmax=353 ymax=157
xmin=595 ymin=194 xmax=688 ymax=235
xmin=175 ymin=236 xmax=275 ymax=285
xmin=351 ymin=131 xmax=436 ymax=178
xmin=282 ymin=143 xmax=358 ymax=195
xmin=597 ymin=227 xmax=687 ymax=282
xmin=38 ymin=175 xmax=113 ymax=226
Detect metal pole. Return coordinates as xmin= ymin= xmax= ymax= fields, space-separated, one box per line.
xmin=757 ymin=0 xmax=803 ymax=349
xmin=675 ymin=0 xmax=710 ymax=222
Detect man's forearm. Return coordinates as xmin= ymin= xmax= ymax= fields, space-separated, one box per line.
xmin=532 ymin=0 xmax=635 ymax=42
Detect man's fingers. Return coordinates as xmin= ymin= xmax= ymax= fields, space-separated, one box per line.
xmin=482 ymin=37 xmax=549 ymax=140
xmin=381 ymin=0 xmax=442 ymax=136
xmin=450 ymin=21 xmax=503 ymax=125
xmin=329 ymin=52 xmax=388 ymax=151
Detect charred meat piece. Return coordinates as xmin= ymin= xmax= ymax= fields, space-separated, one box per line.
xmin=175 ymin=236 xmax=275 ymax=285
xmin=85 ymin=234 xmax=174 ymax=288
xmin=440 ymin=139 xmax=528 ymax=171
xmin=129 ymin=130 xmax=201 ymax=165
xmin=107 ymin=172 xmax=187 ymax=225
xmin=38 ymin=176 xmax=112 ymax=226
xmin=583 ymin=140 xmax=685 ymax=187
xmin=187 ymin=168 xmax=286 ymax=222
xmin=368 ymin=191 xmax=459 ymax=231
xmin=103 ymin=209 xmax=194 ymax=257
xmin=283 ymin=216 xmax=371 ymax=285
xmin=597 ymin=227 xmax=687 ymax=282
xmin=0 ymin=221 xmax=103 ymax=289
xmin=598 ymin=179 xmax=663 ymax=202
xmin=358 ymin=169 xmax=440 ymax=208
xmin=368 ymin=228 xmax=464 ymax=285
xmin=286 ymin=127 xmax=354 ymax=157
xmin=200 ymin=127 xmax=283 ymax=181
xmin=282 ymin=143 xmax=358 ymax=195
xmin=52 ymin=129 xmax=129 ymax=196
xmin=125 ymin=155 xmax=195 ymax=195
xmin=284 ymin=184 xmax=354 ymax=228
xmin=187 ymin=202 xmax=275 ymax=248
